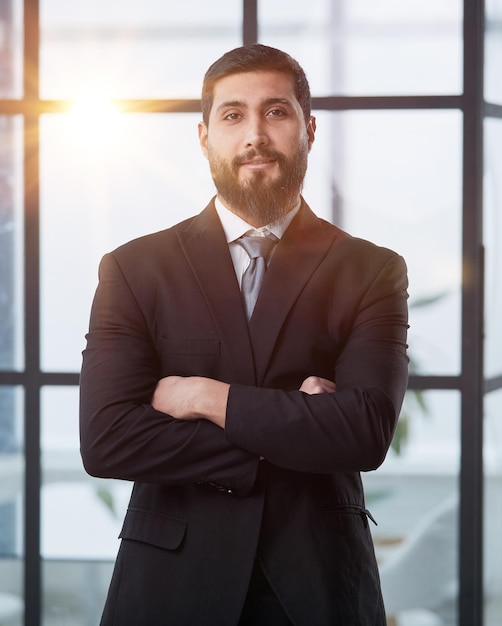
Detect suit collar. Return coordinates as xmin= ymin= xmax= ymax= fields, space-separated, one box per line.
xmin=214 ymin=196 xmax=301 ymax=243
xmin=249 ymin=201 xmax=340 ymax=385
xmin=177 ymin=199 xmax=340 ymax=388
xmin=176 ymin=201 xmax=257 ymax=385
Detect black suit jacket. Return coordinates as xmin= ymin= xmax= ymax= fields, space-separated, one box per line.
xmin=80 ymin=199 xmax=409 ymax=625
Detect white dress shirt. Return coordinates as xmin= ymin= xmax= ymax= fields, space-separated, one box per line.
xmin=214 ymin=197 xmax=301 ymax=288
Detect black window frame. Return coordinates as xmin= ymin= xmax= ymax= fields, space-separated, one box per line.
xmin=0 ymin=0 xmax=500 ymax=624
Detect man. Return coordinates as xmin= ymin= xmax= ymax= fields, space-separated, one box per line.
xmin=80 ymin=43 xmax=409 ymax=625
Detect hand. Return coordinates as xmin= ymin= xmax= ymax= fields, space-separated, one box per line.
xmin=152 ymin=376 xmax=199 ymax=419
xmin=151 ymin=376 xmax=229 ymax=428
xmin=299 ymin=376 xmax=336 ymax=395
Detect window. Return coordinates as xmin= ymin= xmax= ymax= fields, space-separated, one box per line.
xmin=0 ymin=1 xmax=500 ymax=624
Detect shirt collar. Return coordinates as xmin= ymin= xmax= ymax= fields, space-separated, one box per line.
xmin=215 ymin=196 xmax=301 ymax=244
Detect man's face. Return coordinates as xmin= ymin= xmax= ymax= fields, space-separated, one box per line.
xmin=198 ymin=70 xmax=315 ymax=227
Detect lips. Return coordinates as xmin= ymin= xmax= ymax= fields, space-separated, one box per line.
xmin=241 ymin=158 xmax=275 ymax=166
xmin=235 ymin=149 xmax=282 ymax=167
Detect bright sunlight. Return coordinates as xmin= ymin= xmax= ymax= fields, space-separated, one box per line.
xmin=66 ymin=93 xmax=123 ymax=155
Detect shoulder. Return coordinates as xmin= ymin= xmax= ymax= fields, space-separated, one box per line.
xmin=337 ymin=231 xmax=401 ymax=262
xmin=108 ymin=200 xmax=220 ymax=263
xmin=310 ymin=212 xmax=403 ymax=264
xmin=299 ymin=201 xmax=396 ymax=255
xmin=114 ymin=216 xmax=196 ymax=257
xmin=305 ymin=215 xmax=407 ymax=291
xmin=93 ymin=216 xmax=199 ymax=289
xmin=295 ymin=201 xmax=406 ymax=275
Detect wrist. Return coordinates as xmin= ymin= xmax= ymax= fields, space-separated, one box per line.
xmin=199 ymin=378 xmax=229 ymax=428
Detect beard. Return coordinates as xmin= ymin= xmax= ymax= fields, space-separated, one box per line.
xmin=208 ymin=145 xmax=308 ymax=226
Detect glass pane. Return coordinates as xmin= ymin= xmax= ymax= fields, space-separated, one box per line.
xmin=484 ymin=118 xmax=502 ymax=378
xmin=42 ymin=561 xmax=113 ymax=626
xmin=40 ymin=0 xmax=241 ymax=99
xmin=40 ymin=111 xmax=218 ymax=372
xmin=363 ymin=390 xmax=460 ymax=625
xmin=318 ymin=110 xmax=462 ymax=376
xmin=0 ymin=385 xmax=24 ymax=626
xmin=485 ymin=0 xmax=502 ymax=105
xmin=484 ymin=389 xmax=502 ymax=626
xmin=0 ymin=115 xmax=24 ymax=372
xmin=259 ymin=0 xmax=463 ymax=97
xmin=41 ymin=386 xmax=129 ymax=623
xmin=0 ymin=0 xmax=23 ymax=99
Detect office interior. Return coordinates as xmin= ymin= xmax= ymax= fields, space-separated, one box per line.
xmin=0 ymin=0 xmax=501 ymax=624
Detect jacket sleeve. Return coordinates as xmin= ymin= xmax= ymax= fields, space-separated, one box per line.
xmin=79 ymin=252 xmax=259 ymax=496
xmin=224 ymin=252 xmax=409 ymax=473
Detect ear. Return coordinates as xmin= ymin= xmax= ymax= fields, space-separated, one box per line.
xmin=198 ymin=121 xmax=209 ymax=159
xmin=307 ymin=116 xmax=316 ymax=151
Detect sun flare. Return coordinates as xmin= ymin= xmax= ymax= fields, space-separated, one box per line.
xmin=66 ymin=93 xmax=122 ymax=153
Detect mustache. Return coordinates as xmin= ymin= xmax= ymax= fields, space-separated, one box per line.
xmin=232 ymin=148 xmax=285 ymax=167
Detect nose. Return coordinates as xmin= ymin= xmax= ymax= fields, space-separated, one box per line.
xmin=244 ymin=115 xmax=269 ymax=149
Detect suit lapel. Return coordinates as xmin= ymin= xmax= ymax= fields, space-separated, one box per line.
xmin=177 ymin=201 xmax=257 ymax=385
xmin=177 ymin=200 xmax=341 ymax=389
xmin=249 ymin=202 xmax=339 ymax=386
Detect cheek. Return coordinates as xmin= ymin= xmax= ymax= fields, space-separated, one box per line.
xmin=275 ymin=127 xmax=307 ymax=151
xmin=207 ymin=136 xmax=236 ymax=161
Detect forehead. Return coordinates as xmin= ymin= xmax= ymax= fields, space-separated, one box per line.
xmin=211 ymin=70 xmax=298 ymax=110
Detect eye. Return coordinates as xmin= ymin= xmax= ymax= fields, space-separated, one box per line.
xmin=223 ymin=112 xmax=241 ymax=121
xmin=267 ymin=108 xmax=286 ymax=118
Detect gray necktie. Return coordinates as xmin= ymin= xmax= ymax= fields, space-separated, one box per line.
xmin=237 ymin=234 xmax=278 ymax=320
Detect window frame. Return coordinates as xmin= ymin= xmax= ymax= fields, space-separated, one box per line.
xmin=0 ymin=1 xmax=501 ymax=624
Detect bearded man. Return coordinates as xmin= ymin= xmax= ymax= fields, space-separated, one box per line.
xmin=80 ymin=43 xmax=409 ymax=626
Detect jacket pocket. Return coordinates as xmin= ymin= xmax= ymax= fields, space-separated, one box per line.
xmin=159 ymin=337 xmax=220 ymax=356
xmin=323 ymin=504 xmax=377 ymax=535
xmin=158 ymin=337 xmax=220 ymax=377
xmin=119 ymin=507 xmax=187 ymax=551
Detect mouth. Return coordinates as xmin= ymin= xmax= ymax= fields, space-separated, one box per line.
xmin=239 ymin=157 xmax=277 ymax=170
xmin=242 ymin=160 xmax=275 ymax=170
xmin=232 ymin=150 xmax=283 ymax=176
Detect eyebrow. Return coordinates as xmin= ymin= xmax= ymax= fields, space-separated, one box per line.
xmin=215 ymin=97 xmax=293 ymax=113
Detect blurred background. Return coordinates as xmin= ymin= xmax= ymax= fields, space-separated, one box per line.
xmin=0 ymin=0 xmax=501 ymax=624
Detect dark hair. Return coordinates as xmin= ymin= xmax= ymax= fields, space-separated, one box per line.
xmin=201 ymin=43 xmax=311 ymax=125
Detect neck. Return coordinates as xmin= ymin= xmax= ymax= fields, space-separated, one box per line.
xmin=217 ymin=194 xmax=300 ymax=228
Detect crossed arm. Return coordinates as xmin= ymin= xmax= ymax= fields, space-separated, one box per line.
xmin=81 ymin=248 xmax=408 ymax=486
xmin=151 ymin=375 xmax=337 ymax=428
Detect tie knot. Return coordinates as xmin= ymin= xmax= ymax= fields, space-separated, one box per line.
xmin=237 ymin=234 xmax=277 ymax=261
